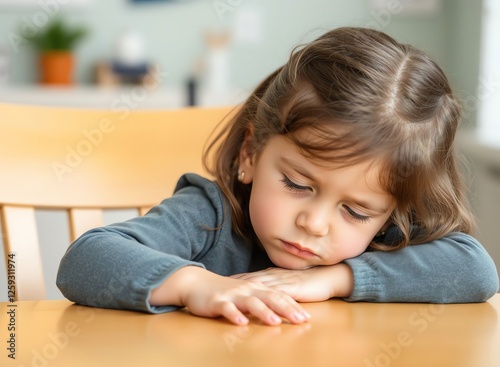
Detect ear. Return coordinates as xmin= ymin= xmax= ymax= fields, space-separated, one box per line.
xmin=238 ymin=134 xmax=255 ymax=184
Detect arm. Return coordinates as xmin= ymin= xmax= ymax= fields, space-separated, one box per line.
xmin=56 ymin=183 xmax=218 ymax=313
xmin=234 ymin=233 xmax=498 ymax=304
xmin=344 ymin=232 xmax=499 ymax=303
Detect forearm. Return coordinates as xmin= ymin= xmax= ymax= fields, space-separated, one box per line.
xmin=149 ymin=266 xmax=207 ymax=306
xmin=344 ymin=233 xmax=499 ymax=303
xmin=57 ymin=229 xmax=204 ymax=313
xmin=314 ymin=263 xmax=354 ymax=299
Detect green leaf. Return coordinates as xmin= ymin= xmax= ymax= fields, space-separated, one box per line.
xmin=21 ymin=17 xmax=88 ymax=51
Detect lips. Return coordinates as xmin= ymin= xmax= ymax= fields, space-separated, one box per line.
xmin=281 ymin=240 xmax=318 ymax=259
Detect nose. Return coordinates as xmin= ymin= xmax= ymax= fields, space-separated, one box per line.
xmin=295 ymin=201 xmax=330 ymax=237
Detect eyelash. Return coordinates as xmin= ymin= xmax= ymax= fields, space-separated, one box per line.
xmin=281 ymin=174 xmax=372 ymax=224
xmin=343 ymin=205 xmax=371 ymax=223
xmin=280 ymin=175 xmax=311 ymax=193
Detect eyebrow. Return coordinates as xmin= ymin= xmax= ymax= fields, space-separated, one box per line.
xmin=280 ymin=157 xmax=391 ymax=215
xmin=346 ymin=197 xmax=389 ymax=215
xmin=281 ymin=157 xmax=316 ymax=181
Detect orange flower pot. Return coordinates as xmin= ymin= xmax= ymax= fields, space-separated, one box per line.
xmin=39 ymin=52 xmax=74 ymax=85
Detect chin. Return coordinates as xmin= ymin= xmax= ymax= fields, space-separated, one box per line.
xmin=269 ymin=256 xmax=314 ymax=270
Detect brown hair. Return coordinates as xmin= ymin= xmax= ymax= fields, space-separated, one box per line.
xmin=203 ymin=27 xmax=475 ymax=251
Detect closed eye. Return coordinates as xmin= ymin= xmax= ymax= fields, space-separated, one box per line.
xmin=342 ymin=205 xmax=371 ymax=223
xmin=281 ymin=175 xmax=311 ymax=193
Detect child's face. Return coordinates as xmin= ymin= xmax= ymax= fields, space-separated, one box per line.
xmin=239 ymin=134 xmax=396 ymax=270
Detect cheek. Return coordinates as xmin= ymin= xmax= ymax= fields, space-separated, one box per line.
xmin=346 ymin=235 xmax=369 ymax=255
xmin=328 ymin=227 xmax=376 ymax=262
xmin=344 ymin=237 xmax=371 ymax=258
xmin=343 ymin=219 xmax=389 ymax=257
xmin=249 ymin=181 xmax=292 ymax=236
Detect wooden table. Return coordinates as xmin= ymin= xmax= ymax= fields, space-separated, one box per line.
xmin=2 ymin=295 xmax=499 ymax=367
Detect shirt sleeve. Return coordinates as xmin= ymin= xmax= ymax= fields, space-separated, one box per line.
xmin=56 ymin=176 xmax=224 ymax=313
xmin=344 ymin=232 xmax=499 ymax=303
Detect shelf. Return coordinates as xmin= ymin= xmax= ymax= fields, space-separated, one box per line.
xmin=0 ymin=85 xmax=247 ymax=109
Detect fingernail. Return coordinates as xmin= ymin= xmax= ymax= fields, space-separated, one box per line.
xmin=293 ymin=312 xmax=305 ymax=322
xmin=270 ymin=314 xmax=281 ymax=324
xmin=237 ymin=316 xmax=249 ymax=325
xmin=302 ymin=310 xmax=311 ymax=319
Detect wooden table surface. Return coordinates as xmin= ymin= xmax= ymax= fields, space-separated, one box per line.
xmin=1 ymin=295 xmax=499 ymax=367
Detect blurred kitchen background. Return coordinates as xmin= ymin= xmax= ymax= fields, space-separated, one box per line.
xmin=0 ymin=0 xmax=485 ymax=114
xmin=0 ymin=0 xmax=499 ymax=299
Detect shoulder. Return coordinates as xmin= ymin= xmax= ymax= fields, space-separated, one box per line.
xmin=173 ymin=173 xmax=224 ymax=208
xmin=154 ymin=173 xmax=227 ymax=227
xmin=174 ymin=173 xmax=221 ymax=199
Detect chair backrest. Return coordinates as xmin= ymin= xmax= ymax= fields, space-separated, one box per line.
xmin=0 ymin=103 xmax=235 ymax=301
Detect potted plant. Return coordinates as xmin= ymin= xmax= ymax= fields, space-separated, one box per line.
xmin=24 ymin=18 xmax=87 ymax=85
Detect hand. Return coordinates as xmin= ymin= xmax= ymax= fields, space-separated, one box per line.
xmin=150 ymin=266 xmax=311 ymax=326
xmin=230 ymin=264 xmax=354 ymax=302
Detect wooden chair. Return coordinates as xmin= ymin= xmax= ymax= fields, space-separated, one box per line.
xmin=0 ymin=103 xmax=234 ymax=301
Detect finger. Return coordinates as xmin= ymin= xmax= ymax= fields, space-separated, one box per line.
xmin=229 ymin=273 xmax=247 ymax=279
xmin=260 ymin=279 xmax=301 ymax=295
xmin=232 ymin=274 xmax=276 ymax=284
xmin=264 ymin=291 xmax=311 ymax=323
xmin=230 ymin=273 xmax=266 ymax=281
xmin=244 ymin=296 xmax=283 ymax=326
xmin=216 ymin=301 xmax=249 ymax=326
xmin=230 ymin=268 xmax=281 ymax=280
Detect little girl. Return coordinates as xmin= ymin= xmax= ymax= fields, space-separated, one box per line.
xmin=57 ymin=27 xmax=498 ymax=326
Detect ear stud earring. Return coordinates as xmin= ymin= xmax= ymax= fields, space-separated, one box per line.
xmin=237 ymin=171 xmax=245 ymax=182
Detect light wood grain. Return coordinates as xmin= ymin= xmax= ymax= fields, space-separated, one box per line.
xmin=1 ymin=296 xmax=499 ymax=367
xmin=0 ymin=104 xmax=234 ymax=208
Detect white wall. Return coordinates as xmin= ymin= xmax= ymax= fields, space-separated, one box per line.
xmin=0 ymin=0 xmax=451 ymax=90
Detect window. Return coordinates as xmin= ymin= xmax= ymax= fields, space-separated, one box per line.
xmin=477 ymin=0 xmax=500 ymax=146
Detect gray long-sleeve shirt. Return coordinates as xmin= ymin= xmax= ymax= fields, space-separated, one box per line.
xmin=56 ymin=174 xmax=499 ymax=313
